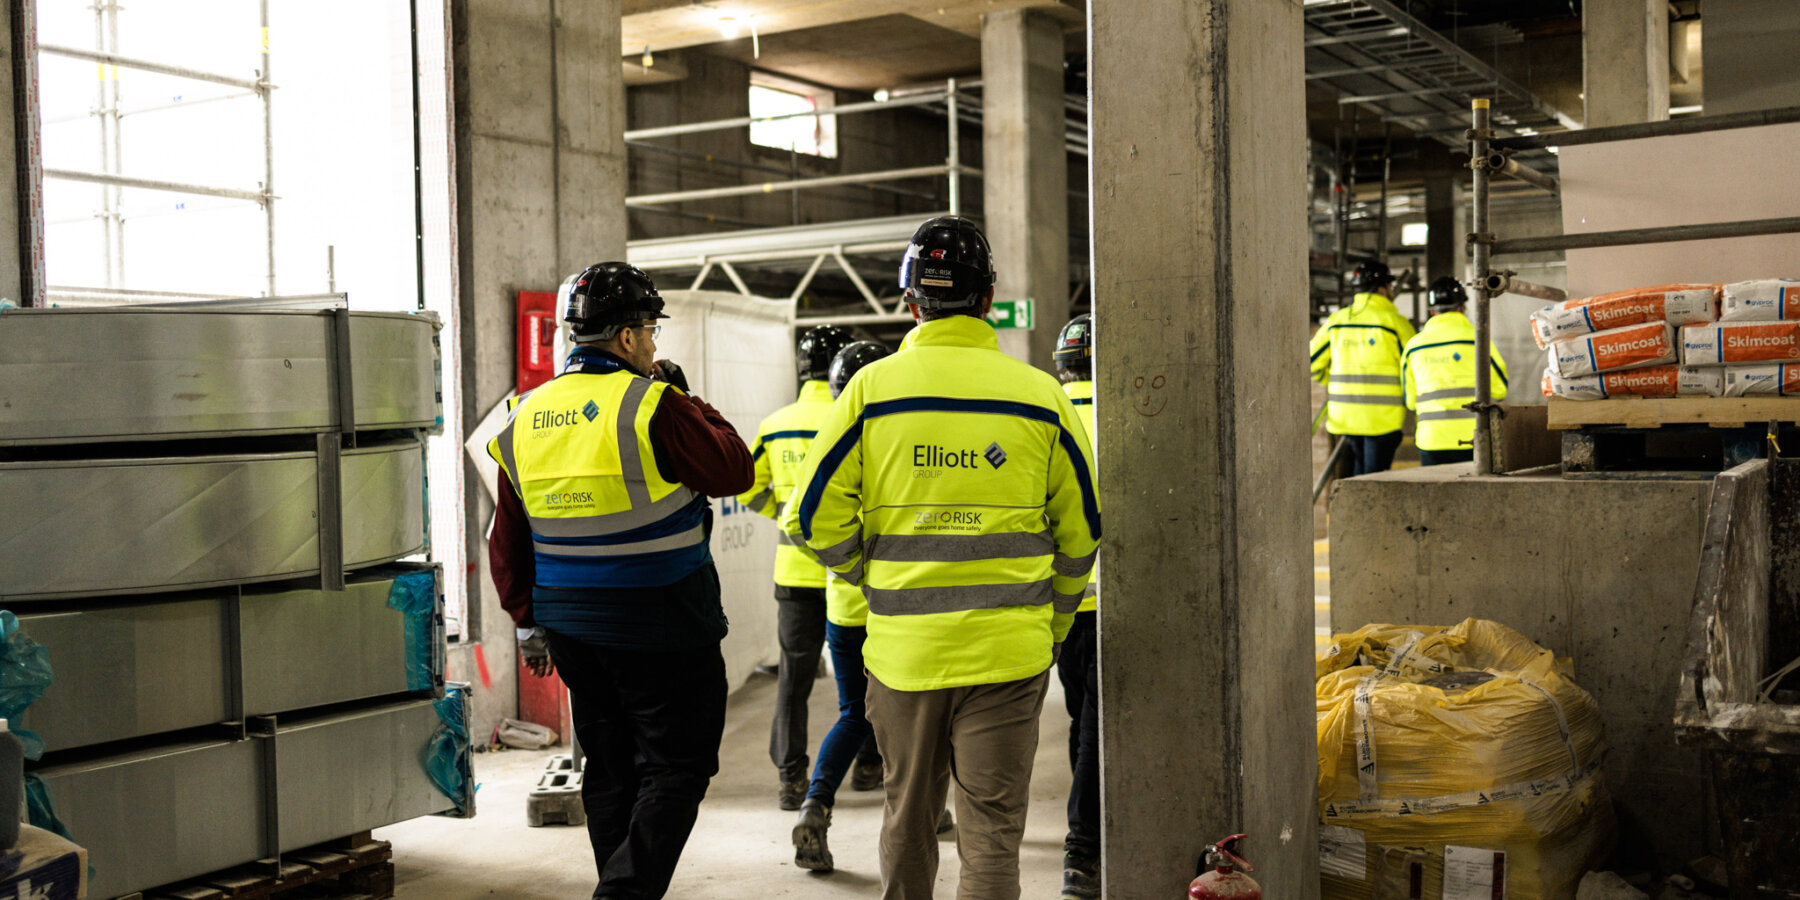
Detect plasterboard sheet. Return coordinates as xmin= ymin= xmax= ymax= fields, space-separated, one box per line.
xmin=1560 ymin=123 xmax=1800 ymax=298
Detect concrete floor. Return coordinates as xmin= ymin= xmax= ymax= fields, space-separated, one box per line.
xmin=379 ymin=669 xmax=1079 ymax=898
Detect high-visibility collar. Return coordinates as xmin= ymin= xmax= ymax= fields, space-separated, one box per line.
xmin=798 ymin=379 xmax=834 ymax=403
xmin=565 ymin=346 xmax=641 ymax=377
xmin=907 ymin=314 xmax=1000 ymax=351
xmin=1352 ymin=291 xmax=1396 ymax=313
xmin=1424 ymin=310 xmax=1472 ymax=332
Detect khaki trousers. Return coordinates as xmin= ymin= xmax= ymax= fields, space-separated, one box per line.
xmin=864 ymin=668 xmax=1052 ymax=900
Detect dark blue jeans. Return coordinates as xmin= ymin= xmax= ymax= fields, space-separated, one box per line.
xmin=806 ymin=623 xmax=875 ymax=808
xmin=1346 ymin=430 xmax=1404 ymax=475
xmin=1418 ymin=447 xmax=1473 ymax=466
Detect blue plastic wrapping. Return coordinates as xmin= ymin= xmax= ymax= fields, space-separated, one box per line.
xmin=386 ymin=570 xmax=438 ymax=692
xmin=0 ymin=611 xmax=54 ymax=761
xmin=422 ymin=683 xmax=474 ymax=815
xmin=23 ymin=775 xmax=72 ymax=841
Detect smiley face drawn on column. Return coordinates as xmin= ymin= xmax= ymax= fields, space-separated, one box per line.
xmin=1133 ymin=374 xmax=1168 ymax=417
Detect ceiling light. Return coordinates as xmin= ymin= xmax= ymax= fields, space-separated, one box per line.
xmin=641 ymin=45 xmax=654 ymax=67
xmin=874 ymin=89 xmax=891 ymax=103
xmin=718 ymin=15 xmax=740 ymax=39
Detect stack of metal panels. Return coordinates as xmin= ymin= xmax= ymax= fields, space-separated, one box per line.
xmin=0 ymin=306 xmax=473 ymax=900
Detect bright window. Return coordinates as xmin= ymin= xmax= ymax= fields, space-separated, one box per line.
xmin=1401 ymin=222 xmax=1430 ymax=247
xmin=748 ymin=75 xmax=836 ymax=158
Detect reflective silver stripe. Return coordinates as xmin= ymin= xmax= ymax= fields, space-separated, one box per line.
xmin=494 ymin=420 xmax=520 ymax=491
xmin=617 ymin=378 xmax=655 ymax=507
xmin=744 ymin=488 xmax=773 ymax=511
xmin=815 ymin=533 xmax=863 ymax=568
xmin=528 ymin=486 xmax=700 ymax=537
xmin=1053 ymin=548 xmax=1097 ymax=578
xmin=1052 ymin=586 xmax=1085 ymax=614
xmin=776 ymin=530 xmax=800 ymax=547
xmin=1332 ymin=374 xmax=1402 ymax=385
xmin=1327 ymin=392 xmax=1404 ymax=406
xmin=838 ymin=558 xmax=864 ymax=586
xmin=1083 ymin=584 xmax=1098 ymax=600
xmin=531 ymin=524 xmax=706 ymax=557
xmin=1417 ymin=409 xmax=1475 ymax=421
xmin=866 ymin=579 xmax=1053 ymax=616
xmin=1415 ymin=388 xmax=1474 ymax=403
xmin=864 ymin=530 xmax=1052 ymax=564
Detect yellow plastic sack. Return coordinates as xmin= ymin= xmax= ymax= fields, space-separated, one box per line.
xmin=1315 ymin=619 xmax=1614 ymax=900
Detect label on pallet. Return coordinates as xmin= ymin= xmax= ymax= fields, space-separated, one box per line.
xmin=1542 ymin=365 xmax=1720 ymax=400
xmin=1546 ymin=321 xmax=1676 ymax=378
xmin=1720 ymin=363 xmax=1800 ymax=397
xmin=1531 ymin=285 xmax=1718 ymax=349
xmin=1681 ymin=321 xmax=1800 ymax=367
xmin=1720 ymin=279 xmax=1800 ymax=322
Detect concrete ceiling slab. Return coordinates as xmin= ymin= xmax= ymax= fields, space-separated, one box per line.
xmin=623 ymin=0 xmax=1081 ymax=54
xmin=699 ymin=15 xmax=981 ymax=91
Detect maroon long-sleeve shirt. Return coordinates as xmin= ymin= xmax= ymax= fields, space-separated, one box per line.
xmin=489 ymin=384 xmax=754 ymax=628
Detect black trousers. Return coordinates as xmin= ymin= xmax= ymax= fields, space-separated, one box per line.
xmin=770 ymin=586 xmax=827 ymax=779
xmin=1057 ymin=610 xmax=1101 ymax=861
xmin=546 ymin=631 xmax=727 ymax=900
xmin=1346 ymin=430 xmax=1404 ymax=475
xmin=1418 ymin=447 xmax=1473 ymax=466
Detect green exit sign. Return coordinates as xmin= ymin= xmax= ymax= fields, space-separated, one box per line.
xmin=989 ymin=298 xmax=1035 ymax=330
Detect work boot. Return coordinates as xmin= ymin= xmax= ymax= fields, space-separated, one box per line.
xmin=936 ymin=808 xmax=955 ymax=835
xmin=851 ymin=757 xmax=884 ymax=792
xmin=778 ymin=774 xmax=808 ymax=811
xmin=792 ymin=799 xmax=834 ymax=873
xmin=1061 ymin=855 xmax=1101 ymax=900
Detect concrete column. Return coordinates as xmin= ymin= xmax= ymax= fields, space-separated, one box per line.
xmin=1090 ymin=1 xmax=1316 ymax=898
xmin=981 ymin=9 xmax=1068 ymax=370
xmin=451 ymin=0 xmax=628 ymax=735
xmin=1582 ymin=0 xmax=1670 ymax=127
xmin=1424 ymin=174 xmax=1458 ymax=285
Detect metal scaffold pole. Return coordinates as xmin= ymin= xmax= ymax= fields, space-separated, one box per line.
xmin=261 ymin=0 xmax=276 ymax=296
xmin=1469 ymin=99 xmax=1495 ymax=476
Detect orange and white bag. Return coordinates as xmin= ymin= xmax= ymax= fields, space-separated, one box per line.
xmin=1719 ymin=279 xmax=1800 ymax=322
xmin=1681 ymin=321 xmax=1800 ymax=366
xmin=1530 ymin=284 xmax=1718 ymax=348
xmin=1719 ymin=364 xmax=1800 ymax=397
xmin=1542 ymin=365 xmax=1720 ymax=400
xmin=1546 ymin=321 xmax=1676 ymax=378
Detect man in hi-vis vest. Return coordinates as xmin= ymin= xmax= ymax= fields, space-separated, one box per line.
xmin=789 ymin=217 xmax=1102 ymax=900
xmin=488 ymin=262 xmax=753 ymax=900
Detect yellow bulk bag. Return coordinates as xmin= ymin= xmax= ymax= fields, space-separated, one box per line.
xmin=1315 ymin=619 xmax=1613 ymax=900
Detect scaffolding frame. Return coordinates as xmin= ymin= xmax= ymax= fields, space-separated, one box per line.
xmin=40 ymin=0 xmax=277 ymax=299
xmin=1465 ymin=101 xmax=1800 ymax=476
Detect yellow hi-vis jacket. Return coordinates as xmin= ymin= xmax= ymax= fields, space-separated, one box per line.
xmin=1402 ymin=310 xmax=1510 ymax=452
xmin=738 ymin=380 xmax=835 ymax=589
xmin=1062 ymin=378 xmax=1098 ymax=613
xmin=487 ymin=361 xmax=709 ymax=589
xmin=1309 ymin=292 xmax=1416 ymax=436
xmin=786 ymin=315 xmax=1101 ymax=692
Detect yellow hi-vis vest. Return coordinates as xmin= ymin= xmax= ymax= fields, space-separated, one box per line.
xmin=788 ymin=315 xmax=1102 ymax=692
xmin=487 ymin=360 xmax=709 ymax=589
xmin=1309 ymin=292 xmax=1417 ymax=436
xmin=1062 ymin=378 xmax=1098 ymax=613
xmin=739 ymin=380 xmax=835 ymax=589
xmin=1402 ymin=310 xmax=1510 ymax=452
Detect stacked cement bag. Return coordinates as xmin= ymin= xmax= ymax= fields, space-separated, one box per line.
xmin=1533 ymin=284 xmax=1722 ymax=399
xmin=1316 ymin=619 xmax=1613 ymax=900
xmin=1678 ymin=280 xmax=1800 ymax=394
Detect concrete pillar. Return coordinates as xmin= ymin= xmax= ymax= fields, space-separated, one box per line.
xmin=1089 ymin=1 xmax=1316 ymax=898
xmin=451 ymin=0 xmax=628 ymax=735
xmin=1424 ymin=174 xmax=1458 ymax=285
xmin=1582 ymin=0 xmax=1670 ymax=127
xmin=981 ymin=9 xmax=1068 ymax=370
xmin=1703 ymin=0 xmax=1800 ymax=115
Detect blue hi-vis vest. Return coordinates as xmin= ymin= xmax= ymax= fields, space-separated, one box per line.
xmin=488 ymin=351 xmax=710 ymax=589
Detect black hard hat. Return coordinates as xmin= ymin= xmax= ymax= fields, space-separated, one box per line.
xmin=899 ymin=215 xmax=996 ymax=311
xmin=1350 ymin=260 xmax=1394 ymax=291
xmin=1054 ymin=314 xmax=1093 ymax=373
xmin=1428 ymin=276 xmax=1469 ymax=310
xmin=828 ymin=340 xmax=892 ymax=398
xmin=564 ymin=262 xmax=667 ymax=342
xmin=797 ymin=325 xmax=854 ymax=382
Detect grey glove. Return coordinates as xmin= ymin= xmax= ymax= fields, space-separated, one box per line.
xmin=652 ymin=359 xmax=690 ymax=393
xmin=517 ymin=626 xmax=549 ymax=659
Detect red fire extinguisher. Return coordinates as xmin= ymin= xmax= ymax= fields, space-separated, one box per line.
xmin=1189 ymin=834 xmax=1261 ymax=900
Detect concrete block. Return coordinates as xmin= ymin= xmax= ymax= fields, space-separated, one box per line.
xmin=527 ymin=769 xmax=586 ymax=827
xmin=1329 ymin=465 xmax=1711 ymax=860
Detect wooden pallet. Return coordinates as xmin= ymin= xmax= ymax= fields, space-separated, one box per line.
xmin=1547 ymin=396 xmax=1800 ymax=430
xmin=126 ymin=833 xmax=394 ymax=900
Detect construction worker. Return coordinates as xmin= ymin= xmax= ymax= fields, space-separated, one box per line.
xmin=489 ymin=262 xmax=754 ymax=900
xmin=788 ymin=216 xmax=1101 ymax=900
xmin=1402 ymin=277 xmax=1509 ymax=466
xmin=1051 ymin=313 xmax=1101 ymax=900
xmin=1309 ymin=260 xmax=1417 ymax=475
xmin=739 ymin=324 xmax=856 ymax=810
